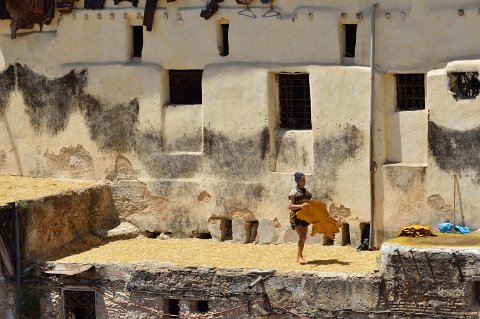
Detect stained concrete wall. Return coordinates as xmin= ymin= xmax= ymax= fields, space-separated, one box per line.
xmin=379 ymin=60 xmax=480 ymax=241
xmin=16 ymin=185 xmax=118 ymax=262
xmin=2 ymin=0 xmax=480 ymax=245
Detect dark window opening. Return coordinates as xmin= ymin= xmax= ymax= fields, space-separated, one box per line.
xmin=340 ymin=223 xmax=351 ymax=246
xmin=396 ymin=74 xmax=425 ymax=111
xmin=132 ymin=26 xmax=143 ymax=58
xmin=344 ymin=24 xmax=357 ymax=58
xmin=197 ymin=300 xmax=209 ymax=312
xmin=190 ymin=231 xmax=212 ymax=239
xmin=220 ymin=24 xmax=229 ymax=56
xmin=221 ymin=219 xmax=233 ymax=241
xmin=169 ymin=70 xmax=203 ymax=105
xmin=357 ymin=222 xmax=370 ymax=251
xmin=278 ymin=73 xmax=312 ymax=130
xmin=475 ymin=281 xmax=480 ymax=305
xmin=448 ymin=72 xmax=480 ymax=100
xmin=64 ymin=290 xmax=96 ymax=319
xmin=165 ymin=299 xmax=180 ymax=317
xmin=248 ymin=220 xmax=259 ymax=243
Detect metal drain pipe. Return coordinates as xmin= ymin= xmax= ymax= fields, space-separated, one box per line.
xmin=14 ymin=202 xmax=21 ymax=318
xmin=369 ymin=3 xmax=379 ymax=250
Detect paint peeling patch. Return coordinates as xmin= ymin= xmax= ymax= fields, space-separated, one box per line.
xmin=329 ymin=203 xmax=352 ymax=221
xmin=113 ymin=155 xmax=137 ymax=180
xmin=16 ymin=64 xmax=87 ymax=134
xmin=313 ymin=124 xmax=363 ymax=197
xmin=79 ymin=94 xmax=139 ymax=152
xmin=198 ymin=191 xmax=212 ymax=204
xmin=204 ymin=127 xmax=267 ymax=179
xmin=428 ymin=121 xmax=480 ymax=183
xmin=0 ymin=150 xmax=6 ymax=165
xmin=44 ymin=145 xmax=94 ymax=179
xmin=0 ymin=65 xmax=15 ymax=115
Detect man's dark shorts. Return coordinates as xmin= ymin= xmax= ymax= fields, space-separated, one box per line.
xmin=290 ymin=211 xmax=310 ymax=229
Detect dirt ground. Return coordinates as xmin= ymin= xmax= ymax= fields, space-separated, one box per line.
xmin=52 ymin=238 xmax=380 ymax=273
xmin=0 ymin=174 xmax=99 ymax=205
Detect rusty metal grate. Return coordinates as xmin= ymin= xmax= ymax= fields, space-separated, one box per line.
xmin=449 ymin=72 xmax=480 ymax=100
xmin=64 ymin=290 xmax=96 ymax=319
xmin=278 ymin=73 xmax=312 ymax=130
xmin=396 ymin=74 xmax=425 ymax=111
xmin=169 ymin=70 xmax=203 ymax=105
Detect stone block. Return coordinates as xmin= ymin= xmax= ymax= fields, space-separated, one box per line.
xmin=257 ymin=219 xmax=279 ymax=245
xmin=106 ymin=222 xmax=140 ymax=240
xmin=208 ymin=218 xmax=222 ymax=242
xmin=306 ymin=233 xmax=324 ymax=244
xmin=348 ymin=220 xmax=362 ymax=248
xmin=282 ymin=228 xmax=297 ymax=243
xmin=232 ymin=217 xmax=248 ymax=243
xmin=334 ymin=224 xmax=350 ymax=246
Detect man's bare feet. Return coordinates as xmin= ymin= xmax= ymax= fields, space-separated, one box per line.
xmin=297 ymin=257 xmax=307 ymax=265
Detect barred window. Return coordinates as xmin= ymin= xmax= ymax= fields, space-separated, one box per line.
xmin=64 ymin=290 xmax=96 ymax=319
xmin=448 ymin=72 xmax=480 ymax=100
xmin=278 ymin=73 xmax=312 ymax=130
xmin=396 ymin=74 xmax=425 ymax=111
xmin=169 ymin=70 xmax=203 ymax=105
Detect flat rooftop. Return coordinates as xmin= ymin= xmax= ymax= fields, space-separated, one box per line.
xmin=0 ymin=174 xmax=99 ymax=205
xmin=48 ymin=238 xmax=381 ymax=274
xmin=388 ymin=232 xmax=480 ymax=248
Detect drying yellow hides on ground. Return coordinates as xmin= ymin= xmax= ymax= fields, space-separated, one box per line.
xmin=398 ymin=225 xmax=437 ymax=238
xmin=296 ymin=200 xmax=343 ymax=240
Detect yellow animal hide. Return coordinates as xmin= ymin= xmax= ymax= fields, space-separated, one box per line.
xmin=296 ymin=200 xmax=342 ymax=240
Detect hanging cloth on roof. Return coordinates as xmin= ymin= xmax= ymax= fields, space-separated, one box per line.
xmin=113 ymin=0 xmax=138 ymax=7
xmin=84 ymin=0 xmax=105 ymax=9
xmin=143 ymin=0 xmax=157 ymax=31
xmin=44 ymin=0 xmax=55 ymax=23
xmin=0 ymin=0 xmax=10 ymax=20
xmin=28 ymin=0 xmax=49 ymax=15
xmin=200 ymin=0 xmax=219 ymax=20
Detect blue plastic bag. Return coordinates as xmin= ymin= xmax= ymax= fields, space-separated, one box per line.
xmin=438 ymin=222 xmax=453 ymax=233
xmin=454 ymin=225 xmax=471 ymax=234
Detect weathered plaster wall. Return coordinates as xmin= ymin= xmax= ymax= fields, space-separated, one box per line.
xmin=379 ymin=60 xmax=480 ymax=241
xmin=2 ymin=0 xmax=480 ymax=245
xmin=17 ymin=185 xmax=117 ymax=262
xmin=0 ymin=62 xmax=370 ymax=242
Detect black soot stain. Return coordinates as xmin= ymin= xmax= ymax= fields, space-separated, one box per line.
xmin=429 ymin=121 xmax=480 ymax=183
xmin=16 ymin=64 xmax=87 ymax=134
xmin=204 ymin=127 xmax=268 ymax=179
xmin=314 ymin=124 xmax=363 ymax=198
xmin=0 ymin=65 xmax=15 ymax=114
xmin=131 ymin=131 xmax=200 ymax=178
xmin=79 ymin=93 xmax=139 ymax=152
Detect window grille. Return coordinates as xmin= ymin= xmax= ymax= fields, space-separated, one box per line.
xmin=278 ymin=73 xmax=312 ymax=130
xmin=64 ymin=290 xmax=96 ymax=319
xmin=169 ymin=70 xmax=203 ymax=105
xmin=449 ymin=72 xmax=480 ymax=100
xmin=396 ymin=74 xmax=425 ymax=111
